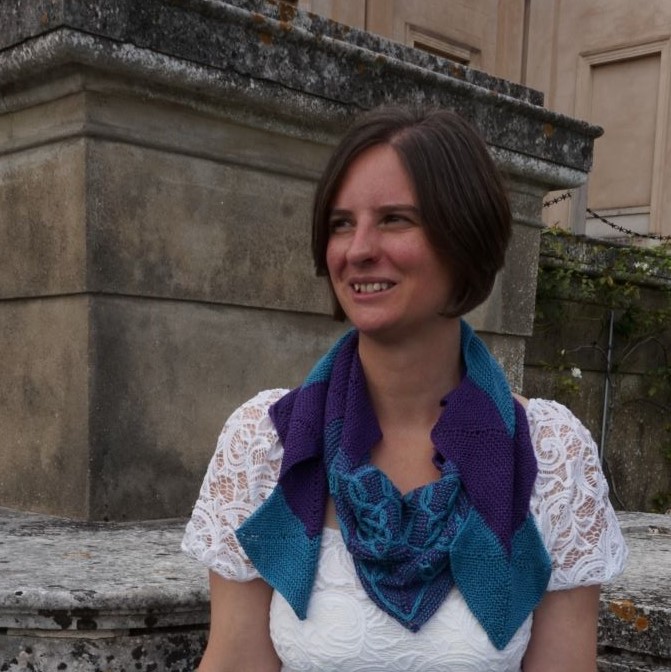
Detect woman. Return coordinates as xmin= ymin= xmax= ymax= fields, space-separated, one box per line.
xmin=182 ymin=107 xmax=627 ymax=672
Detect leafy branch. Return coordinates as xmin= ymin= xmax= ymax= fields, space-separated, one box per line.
xmin=534 ymin=230 xmax=671 ymax=511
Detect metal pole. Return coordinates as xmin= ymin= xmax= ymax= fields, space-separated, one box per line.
xmin=599 ymin=310 xmax=615 ymax=463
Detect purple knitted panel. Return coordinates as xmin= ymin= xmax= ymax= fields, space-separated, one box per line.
xmin=281 ymin=460 xmax=328 ymax=538
xmin=321 ymin=335 xmax=381 ymax=466
xmin=511 ymin=400 xmax=540 ymax=526
xmin=431 ymin=378 xmax=536 ymax=550
xmin=273 ymin=385 xmax=327 ymax=476
xmin=269 ymin=387 xmax=298 ymax=452
xmin=323 ymin=334 xmax=357 ymax=428
xmin=270 ymin=386 xmax=329 ymax=538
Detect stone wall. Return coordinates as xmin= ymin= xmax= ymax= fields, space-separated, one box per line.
xmin=524 ymin=234 xmax=671 ymax=512
xmin=0 ymin=507 xmax=208 ymax=671
xmin=0 ymin=0 xmax=599 ymax=521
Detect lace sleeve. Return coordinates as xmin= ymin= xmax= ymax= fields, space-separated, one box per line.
xmin=181 ymin=388 xmax=288 ymax=580
xmin=528 ymin=399 xmax=628 ymax=591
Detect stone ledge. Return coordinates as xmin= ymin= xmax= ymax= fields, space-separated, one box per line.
xmin=0 ymin=0 xmax=601 ymax=179
xmin=0 ymin=629 xmax=207 ymax=672
xmin=0 ymin=507 xmax=207 ymax=632
xmin=1 ymin=507 xmax=669 ymax=669
xmin=0 ymin=0 xmax=542 ymax=106
xmin=0 ymin=507 xmax=207 ymax=669
xmin=599 ymin=512 xmax=671 ymax=665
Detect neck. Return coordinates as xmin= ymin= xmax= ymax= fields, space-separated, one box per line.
xmin=357 ymin=319 xmax=462 ymax=426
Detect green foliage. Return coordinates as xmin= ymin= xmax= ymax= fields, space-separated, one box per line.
xmin=536 ymin=231 xmax=671 ymax=510
xmin=538 ymin=357 xmax=583 ymax=403
xmin=538 ymin=232 xmax=671 ymax=309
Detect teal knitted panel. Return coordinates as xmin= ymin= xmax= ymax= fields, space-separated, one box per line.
xmin=461 ymin=322 xmax=515 ymax=436
xmin=450 ymin=508 xmax=552 ymax=649
xmin=236 ymin=488 xmax=322 ymax=619
xmin=303 ymin=330 xmax=353 ymax=387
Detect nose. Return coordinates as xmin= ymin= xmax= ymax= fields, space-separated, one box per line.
xmin=345 ymin=220 xmax=381 ymax=265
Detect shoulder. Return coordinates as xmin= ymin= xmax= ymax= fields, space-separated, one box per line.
xmin=523 ymin=398 xmax=628 ymax=588
xmin=524 ymin=397 xmax=601 ymax=502
xmin=525 ymin=398 xmax=600 ymax=473
xmin=213 ymin=388 xmax=290 ymax=493
xmin=217 ymin=388 xmax=290 ymax=456
xmin=526 ymin=396 xmax=594 ymax=441
xmin=181 ymin=388 xmax=290 ymax=579
xmin=224 ymin=388 xmax=291 ymax=430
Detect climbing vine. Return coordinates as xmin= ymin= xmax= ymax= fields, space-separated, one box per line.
xmin=533 ymin=228 xmax=671 ymax=511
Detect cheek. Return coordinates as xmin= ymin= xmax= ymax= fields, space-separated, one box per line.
xmin=325 ymin=239 xmax=342 ymax=277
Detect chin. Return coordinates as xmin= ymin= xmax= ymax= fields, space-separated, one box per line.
xmin=341 ymin=310 xmax=397 ymax=335
xmin=351 ymin=320 xmax=412 ymax=343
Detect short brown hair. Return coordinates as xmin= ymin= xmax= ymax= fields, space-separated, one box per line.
xmin=311 ymin=106 xmax=512 ymax=319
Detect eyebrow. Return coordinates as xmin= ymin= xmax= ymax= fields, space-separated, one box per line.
xmin=328 ymin=204 xmax=421 ymax=217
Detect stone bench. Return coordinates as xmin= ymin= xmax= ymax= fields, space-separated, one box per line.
xmin=1 ymin=507 xmax=669 ymax=670
xmin=598 ymin=512 xmax=671 ymax=672
xmin=0 ymin=507 xmax=207 ymax=671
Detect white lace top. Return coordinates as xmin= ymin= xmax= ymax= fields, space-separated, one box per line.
xmin=182 ymin=389 xmax=628 ymax=672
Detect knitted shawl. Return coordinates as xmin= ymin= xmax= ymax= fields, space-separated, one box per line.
xmin=236 ymin=321 xmax=551 ymax=650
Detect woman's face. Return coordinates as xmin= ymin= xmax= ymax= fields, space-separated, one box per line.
xmin=325 ymin=144 xmax=454 ymax=341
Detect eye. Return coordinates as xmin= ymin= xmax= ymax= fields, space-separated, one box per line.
xmin=328 ymin=217 xmax=353 ymax=233
xmin=380 ymin=212 xmax=415 ymax=228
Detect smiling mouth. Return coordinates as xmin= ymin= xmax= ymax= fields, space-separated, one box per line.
xmin=353 ymin=282 xmax=394 ymax=294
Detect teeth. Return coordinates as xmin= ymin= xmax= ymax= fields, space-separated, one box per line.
xmin=353 ymin=282 xmax=392 ymax=294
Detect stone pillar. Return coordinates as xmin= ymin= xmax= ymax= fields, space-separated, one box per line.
xmin=0 ymin=0 xmax=600 ymax=521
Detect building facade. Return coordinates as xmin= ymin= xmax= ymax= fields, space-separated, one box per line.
xmin=298 ymin=0 xmax=671 ymax=241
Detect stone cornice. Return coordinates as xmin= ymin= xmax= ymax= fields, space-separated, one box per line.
xmin=0 ymin=0 xmax=601 ymax=182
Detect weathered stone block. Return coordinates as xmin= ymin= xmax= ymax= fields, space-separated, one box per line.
xmin=0 ymin=630 xmax=208 ymax=672
xmin=86 ymin=135 xmax=329 ymax=312
xmin=0 ymin=0 xmax=600 ymax=519
xmin=88 ymin=296 xmax=344 ymax=520
xmin=0 ymin=137 xmax=86 ymax=298
xmin=0 ymin=297 xmax=90 ymax=517
xmin=598 ymin=512 xmax=671 ymax=670
xmin=0 ymin=507 xmax=208 ymax=671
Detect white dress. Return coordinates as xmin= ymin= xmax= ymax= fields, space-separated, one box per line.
xmin=182 ymin=389 xmax=628 ymax=672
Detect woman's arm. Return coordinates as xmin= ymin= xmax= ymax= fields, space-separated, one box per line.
xmin=197 ymin=571 xmax=281 ymax=672
xmin=522 ymin=585 xmax=601 ymax=672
